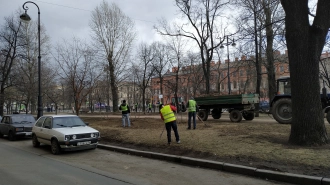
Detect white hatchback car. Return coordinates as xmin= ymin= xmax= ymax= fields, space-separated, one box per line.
xmin=32 ymin=115 xmax=100 ymax=155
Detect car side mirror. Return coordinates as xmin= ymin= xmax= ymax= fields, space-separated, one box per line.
xmin=85 ymin=122 xmax=89 ymax=126
xmin=44 ymin=126 xmax=51 ymax=129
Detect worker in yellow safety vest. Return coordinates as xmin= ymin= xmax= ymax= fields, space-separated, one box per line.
xmin=186 ymin=97 xmax=198 ymax=129
xmin=159 ymin=104 xmax=180 ymax=145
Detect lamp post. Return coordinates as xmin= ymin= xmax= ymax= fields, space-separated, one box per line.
xmin=20 ymin=1 xmax=43 ymax=118
xmin=220 ymin=36 xmax=236 ymax=94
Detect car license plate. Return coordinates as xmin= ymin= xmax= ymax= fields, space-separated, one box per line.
xmin=26 ymin=133 xmax=32 ymax=136
xmin=77 ymin=141 xmax=91 ymax=146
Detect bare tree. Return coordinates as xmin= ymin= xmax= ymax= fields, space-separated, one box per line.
xmin=16 ymin=18 xmax=51 ymax=114
xmin=90 ymin=1 xmax=136 ymax=112
xmin=281 ymin=0 xmax=330 ymax=145
xmin=155 ymin=0 xmax=230 ymax=94
xmin=0 ymin=15 xmax=24 ymax=116
xmin=151 ymin=41 xmax=170 ymax=102
xmin=134 ymin=42 xmax=155 ymax=113
xmin=165 ymin=36 xmax=187 ymax=111
xmin=234 ymin=0 xmax=284 ymax=102
xmin=54 ymin=38 xmax=102 ymax=116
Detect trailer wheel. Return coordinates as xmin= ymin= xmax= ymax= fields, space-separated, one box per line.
xmin=198 ymin=110 xmax=208 ymax=121
xmin=242 ymin=111 xmax=254 ymax=120
xmin=272 ymin=98 xmax=292 ymax=124
xmin=211 ymin=108 xmax=221 ymax=119
xmin=230 ymin=110 xmax=242 ymax=122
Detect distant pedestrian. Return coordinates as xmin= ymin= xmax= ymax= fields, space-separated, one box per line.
xmin=148 ymin=102 xmax=152 ymax=113
xmin=135 ymin=103 xmax=138 ymax=112
xmin=159 ymin=104 xmax=180 ymax=145
xmin=186 ymin=97 xmax=198 ymax=129
xmin=119 ymin=100 xmax=131 ymax=127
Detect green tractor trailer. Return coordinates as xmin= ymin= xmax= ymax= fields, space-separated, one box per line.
xmin=195 ymin=94 xmax=259 ymax=122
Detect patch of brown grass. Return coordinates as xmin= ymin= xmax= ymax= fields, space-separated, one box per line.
xmin=82 ymin=113 xmax=330 ymax=178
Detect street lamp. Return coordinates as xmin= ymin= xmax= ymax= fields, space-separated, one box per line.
xmin=220 ymin=36 xmax=236 ymax=94
xmin=20 ymin=1 xmax=43 ymax=118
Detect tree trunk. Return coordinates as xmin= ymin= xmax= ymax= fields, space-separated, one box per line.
xmin=264 ymin=3 xmax=276 ymax=102
xmin=108 ymin=56 xmax=119 ymax=112
xmin=281 ymin=0 xmax=328 ymax=145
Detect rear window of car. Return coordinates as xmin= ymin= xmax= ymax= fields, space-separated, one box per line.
xmin=11 ymin=115 xmax=35 ymax=123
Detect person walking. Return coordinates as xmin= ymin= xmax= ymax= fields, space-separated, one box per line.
xmin=186 ymin=97 xmax=198 ymax=129
xmin=159 ymin=104 xmax=180 ymax=145
xmin=119 ymin=100 xmax=131 ymax=127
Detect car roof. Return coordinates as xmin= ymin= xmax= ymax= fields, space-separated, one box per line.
xmin=41 ymin=115 xmax=79 ymax=118
xmin=5 ymin=114 xmax=34 ymax=117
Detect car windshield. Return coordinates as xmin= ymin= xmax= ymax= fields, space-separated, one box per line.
xmin=12 ymin=115 xmax=35 ymax=124
xmin=53 ymin=117 xmax=86 ymax=128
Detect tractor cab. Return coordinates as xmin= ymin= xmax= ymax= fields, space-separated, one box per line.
xmin=276 ymin=76 xmax=291 ymax=95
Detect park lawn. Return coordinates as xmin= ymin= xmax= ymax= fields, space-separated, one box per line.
xmin=82 ymin=113 xmax=330 ymax=178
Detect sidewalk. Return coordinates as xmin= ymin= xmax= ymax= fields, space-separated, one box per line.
xmin=97 ymin=144 xmax=330 ymax=185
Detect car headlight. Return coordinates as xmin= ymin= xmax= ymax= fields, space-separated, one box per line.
xmin=16 ymin=127 xmax=24 ymax=132
xmin=91 ymin=132 xmax=99 ymax=138
xmin=65 ymin=135 xmax=77 ymax=141
xmin=64 ymin=135 xmax=70 ymax=141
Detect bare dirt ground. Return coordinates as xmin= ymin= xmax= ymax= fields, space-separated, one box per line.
xmin=82 ymin=112 xmax=330 ymax=178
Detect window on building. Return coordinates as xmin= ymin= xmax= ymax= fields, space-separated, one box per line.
xmin=233 ymin=72 xmax=236 ymax=77
xmin=240 ymin=70 xmax=244 ymax=76
xmin=280 ymin=65 xmax=284 ymax=72
xmin=233 ymin=81 xmax=237 ymax=89
xmin=221 ymin=83 xmax=224 ymax=90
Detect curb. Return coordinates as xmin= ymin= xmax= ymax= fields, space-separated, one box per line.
xmin=97 ymin=144 xmax=329 ymax=185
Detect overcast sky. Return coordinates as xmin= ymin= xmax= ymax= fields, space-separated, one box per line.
xmin=0 ymin=0 xmax=179 ymax=47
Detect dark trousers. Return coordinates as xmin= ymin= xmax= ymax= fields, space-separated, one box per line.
xmin=188 ymin=111 xmax=196 ymax=128
xmin=165 ymin=120 xmax=180 ymax=143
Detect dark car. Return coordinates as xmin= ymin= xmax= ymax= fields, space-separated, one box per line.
xmin=259 ymin=101 xmax=270 ymax=113
xmin=0 ymin=114 xmax=36 ymax=141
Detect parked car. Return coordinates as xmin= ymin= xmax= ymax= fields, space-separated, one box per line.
xmin=259 ymin=101 xmax=270 ymax=113
xmin=0 ymin=114 xmax=36 ymax=141
xmin=32 ymin=115 xmax=100 ymax=155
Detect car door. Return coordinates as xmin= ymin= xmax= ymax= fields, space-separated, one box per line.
xmin=38 ymin=117 xmax=53 ymax=145
xmin=33 ymin=117 xmax=46 ymax=143
xmin=0 ymin=117 xmax=11 ymax=135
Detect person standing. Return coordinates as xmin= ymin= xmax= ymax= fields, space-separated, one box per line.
xmin=159 ymin=104 xmax=180 ymax=145
xmin=186 ymin=97 xmax=198 ymax=129
xmin=119 ymin=100 xmax=131 ymax=127
xmin=135 ymin=103 xmax=138 ymax=112
xmin=148 ymin=102 xmax=152 ymax=113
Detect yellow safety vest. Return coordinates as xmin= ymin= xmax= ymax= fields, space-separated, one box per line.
xmin=188 ymin=100 xmax=196 ymax=112
xmin=121 ymin=104 xmax=128 ymax=111
xmin=160 ymin=105 xmax=176 ymax=123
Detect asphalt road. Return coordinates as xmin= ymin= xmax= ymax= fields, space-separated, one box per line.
xmin=0 ymin=138 xmax=292 ymax=185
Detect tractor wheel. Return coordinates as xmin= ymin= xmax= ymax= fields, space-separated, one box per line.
xmin=326 ymin=111 xmax=330 ymax=124
xmin=230 ymin=110 xmax=242 ymax=122
xmin=242 ymin=111 xmax=255 ymax=120
xmin=272 ymin=98 xmax=292 ymax=124
xmin=198 ymin=110 xmax=208 ymax=121
xmin=211 ymin=108 xmax=221 ymax=119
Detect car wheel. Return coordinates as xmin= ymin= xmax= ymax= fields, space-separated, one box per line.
xmin=51 ymin=139 xmax=61 ymax=155
xmin=8 ymin=131 xmax=16 ymax=141
xmin=32 ymin=135 xmax=40 ymax=147
xmin=0 ymin=132 xmax=3 ymax=138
